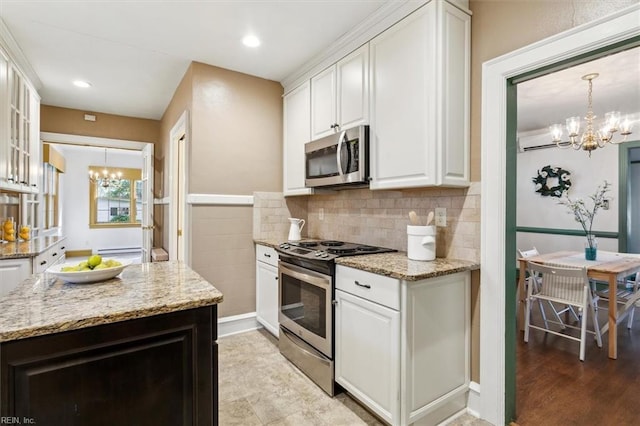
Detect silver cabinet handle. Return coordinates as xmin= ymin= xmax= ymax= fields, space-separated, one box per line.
xmin=336 ymin=130 xmax=347 ymax=177
xmin=355 ymin=280 xmax=371 ymax=289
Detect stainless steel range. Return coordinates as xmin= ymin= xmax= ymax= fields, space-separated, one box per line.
xmin=275 ymin=240 xmax=395 ymax=396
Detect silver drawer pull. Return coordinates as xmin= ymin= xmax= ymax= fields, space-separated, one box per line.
xmin=354 ymin=280 xmax=371 ymax=289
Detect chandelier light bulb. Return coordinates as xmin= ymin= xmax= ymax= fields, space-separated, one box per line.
xmin=565 ymin=116 xmax=581 ymax=137
xmin=550 ymin=72 xmax=632 ymax=156
xmin=549 ymin=124 xmax=563 ymax=143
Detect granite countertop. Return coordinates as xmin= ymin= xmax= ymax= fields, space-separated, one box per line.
xmin=0 ymin=235 xmax=66 ymax=260
xmin=0 ymin=261 xmax=224 ymax=343
xmin=254 ymin=238 xmax=282 ymax=249
xmin=336 ymin=252 xmax=480 ymax=281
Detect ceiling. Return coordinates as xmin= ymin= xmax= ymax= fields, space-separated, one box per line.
xmin=0 ymin=0 xmax=386 ymax=120
xmin=0 ymin=1 xmax=638 ymax=132
xmin=517 ymin=46 xmax=640 ymax=133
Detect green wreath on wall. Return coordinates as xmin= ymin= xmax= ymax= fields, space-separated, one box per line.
xmin=532 ymin=165 xmax=572 ymax=197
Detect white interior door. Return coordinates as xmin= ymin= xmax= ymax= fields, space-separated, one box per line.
xmin=629 ymin=148 xmax=640 ymax=253
xmin=141 ymin=143 xmax=154 ymax=262
xmin=177 ymin=135 xmax=186 ymax=262
xmin=169 ymin=111 xmax=188 ymax=263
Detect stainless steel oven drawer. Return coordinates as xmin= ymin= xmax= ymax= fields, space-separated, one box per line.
xmin=279 ymin=326 xmax=334 ymax=396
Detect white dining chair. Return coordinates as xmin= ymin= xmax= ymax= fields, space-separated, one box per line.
xmin=524 ymin=261 xmax=602 ymax=361
xmin=518 ymin=247 xmax=579 ymax=329
xmin=594 ymin=271 xmax=640 ymax=332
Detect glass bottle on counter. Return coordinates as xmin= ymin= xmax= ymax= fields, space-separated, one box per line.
xmin=2 ymin=217 xmax=16 ymax=242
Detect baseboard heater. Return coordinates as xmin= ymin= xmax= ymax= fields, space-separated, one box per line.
xmin=97 ymin=247 xmax=142 ymax=256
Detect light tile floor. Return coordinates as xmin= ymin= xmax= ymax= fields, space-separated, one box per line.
xmin=218 ymin=329 xmax=492 ymax=426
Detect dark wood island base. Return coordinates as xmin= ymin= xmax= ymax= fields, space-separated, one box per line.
xmin=1 ymin=306 xmax=218 ymax=425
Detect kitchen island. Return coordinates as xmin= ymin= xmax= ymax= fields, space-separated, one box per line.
xmin=0 ymin=261 xmax=224 ymax=425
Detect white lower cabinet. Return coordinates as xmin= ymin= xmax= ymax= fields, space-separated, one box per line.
xmin=335 ymin=288 xmax=400 ymax=424
xmin=0 ymin=257 xmax=31 ymax=296
xmin=256 ymin=245 xmax=279 ymax=337
xmin=335 ymin=265 xmax=470 ymax=426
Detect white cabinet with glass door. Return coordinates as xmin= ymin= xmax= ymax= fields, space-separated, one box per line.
xmin=283 ymin=81 xmax=313 ymax=196
xmin=369 ymin=1 xmax=470 ymax=190
xmin=310 ymin=44 xmax=369 ymax=140
xmin=0 ymin=62 xmax=41 ymax=194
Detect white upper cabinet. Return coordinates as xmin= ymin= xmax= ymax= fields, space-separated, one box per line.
xmin=369 ymin=1 xmax=470 ymax=190
xmin=283 ymin=81 xmax=313 ymax=196
xmin=0 ymin=54 xmax=41 ymax=194
xmin=311 ymin=44 xmax=369 ymax=140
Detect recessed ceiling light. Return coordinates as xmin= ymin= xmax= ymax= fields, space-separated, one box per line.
xmin=242 ymin=35 xmax=261 ymax=48
xmin=73 ymin=80 xmax=92 ymax=88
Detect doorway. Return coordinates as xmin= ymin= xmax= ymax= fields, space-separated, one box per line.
xmin=40 ymin=132 xmax=154 ymax=263
xmin=168 ymin=111 xmax=189 ymax=263
xmin=479 ymin=8 xmax=640 ymax=425
xmin=623 ymin=144 xmax=640 ymax=253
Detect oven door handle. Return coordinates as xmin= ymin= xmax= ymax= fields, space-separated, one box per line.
xmin=336 ymin=130 xmax=347 ymax=177
xmin=279 ymin=262 xmax=331 ymax=289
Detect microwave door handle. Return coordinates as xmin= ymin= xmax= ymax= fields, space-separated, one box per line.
xmin=336 ymin=130 xmax=347 ymax=177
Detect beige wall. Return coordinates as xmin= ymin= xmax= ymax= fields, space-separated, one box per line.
xmin=189 ymin=62 xmax=283 ymax=195
xmin=191 ymin=205 xmax=255 ymax=318
xmin=468 ymin=0 xmax=637 ymax=182
xmin=40 ymin=105 xmax=160 ymax=143
xmin=158 ymin=62 xmax=284 ymax=318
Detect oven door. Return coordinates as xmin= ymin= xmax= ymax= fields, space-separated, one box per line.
xmin=278 ymin=261 xmax=333 ymax=358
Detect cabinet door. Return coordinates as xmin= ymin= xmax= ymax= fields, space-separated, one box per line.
xmin=28 ymin=88 xmax=41 ymax=193
xmin=335 ymin=289 xmax=400 ymax=425
xmin=0 ymin=258 xmax=31 ymax=297
xmin=369 ymin=4 xmax=438 ymax=190
xmin=256 ymin=260 xmax=279 ymax=337
xmin=310 ymin=65 xmax=337 ymax=140
xmin=0 ymin=51 xmax=8 ymax=190
xmin=337 ymin=44 xmax=369 ymax=131
xmin=283 ymin=81 xmax=313 ymax=196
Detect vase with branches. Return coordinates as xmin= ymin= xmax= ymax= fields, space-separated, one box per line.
xmin=558 ymin=180 xmax=611 ymax=260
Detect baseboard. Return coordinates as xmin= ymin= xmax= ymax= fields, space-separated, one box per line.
xmin=217 ymin=312 xmax=261 ymax=338
xmin=466 ymin=381 xmax=481 ymax=418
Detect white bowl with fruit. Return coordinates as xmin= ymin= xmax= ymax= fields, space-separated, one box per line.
xmin=47 ymin=255 xmax=133 ymax=284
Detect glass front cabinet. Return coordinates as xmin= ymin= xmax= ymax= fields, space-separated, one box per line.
xmin=0 ymin=49 xmax=41 ymax=194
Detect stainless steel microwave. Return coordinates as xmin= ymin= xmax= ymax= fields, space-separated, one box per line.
xmin=305 ymin=125 xmax=369 ymax=188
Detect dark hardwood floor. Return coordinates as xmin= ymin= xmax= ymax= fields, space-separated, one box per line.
xmin=515 ymin=304 xmax=640 ymax=425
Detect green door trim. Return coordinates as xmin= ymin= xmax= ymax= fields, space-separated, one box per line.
xmin=516 ymin=226 xmax=618 ymax=239
xmin=618 ymin=139 xmax=640 ymax=252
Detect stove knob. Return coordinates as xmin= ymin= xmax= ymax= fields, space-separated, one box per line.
xmin=315 ymin=251 xmax=322 ymax=256
xmin=321 ymin=253 xmax=329 ymax=258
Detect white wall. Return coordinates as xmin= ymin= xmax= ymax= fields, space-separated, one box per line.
xmin=516 ymin=144 xmax=619 ymax=254
xmin=58 ymin=146 xmax=143 ymax=252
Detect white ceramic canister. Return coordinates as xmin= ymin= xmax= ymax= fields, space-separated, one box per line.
xmin=407 ymin=225 xmax=436 ymax=261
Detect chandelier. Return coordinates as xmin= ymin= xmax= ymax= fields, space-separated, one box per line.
xmin=89 ymin=148 xmax=123 ymax=188
xmin=549 ymin=73 xmax=633 ymax=157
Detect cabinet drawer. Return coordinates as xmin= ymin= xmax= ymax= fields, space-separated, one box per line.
xmin=336 ymin=265 xmax=400 ymax=310
xmin=256 ymin=245 xmax=278 ymax=267
xmin=33 ymin=251 xmax=50 ymax=274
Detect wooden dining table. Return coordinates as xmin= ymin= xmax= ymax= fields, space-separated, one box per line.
xmin=518 ymin=250 xmax=640 ymax=359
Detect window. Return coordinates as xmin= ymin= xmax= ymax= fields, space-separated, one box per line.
xmin=43 ymin=163 xmax=58 ymax=229
xmin=89 ymin=167 xmax=142 ymax=228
